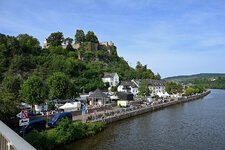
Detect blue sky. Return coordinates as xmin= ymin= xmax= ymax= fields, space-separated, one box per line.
xmin=1 ymin=0 xmax=225 ymax=78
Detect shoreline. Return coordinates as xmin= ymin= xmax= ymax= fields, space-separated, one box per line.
xmin=90 ymin=90 xmax=211 ymax=124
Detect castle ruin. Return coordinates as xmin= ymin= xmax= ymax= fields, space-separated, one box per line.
xmin=44 ymin=38 xmax=114 ymax=54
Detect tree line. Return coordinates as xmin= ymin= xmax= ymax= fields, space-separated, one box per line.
xmin=182 ymin=76 xmax=225 ymax=90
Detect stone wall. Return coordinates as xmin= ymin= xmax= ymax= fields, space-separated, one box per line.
xmin=92 ymin=91 xmax=211 ymax=124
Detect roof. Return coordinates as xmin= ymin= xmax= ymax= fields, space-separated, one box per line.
xmin=89 ymin=89 xmax=107 ymax=98
xmin=103 ymin=73 xmax=117 ymax=78
xmin=132 ymin=79 xmax=166 ymax=86
xmin=147 ymin=79 xmax=166 ymax=86
xmin=120 ymin=81 xmax=137 ymax=88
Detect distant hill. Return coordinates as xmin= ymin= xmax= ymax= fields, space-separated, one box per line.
xmin=164 ymin=73 xmax=225 ymax=82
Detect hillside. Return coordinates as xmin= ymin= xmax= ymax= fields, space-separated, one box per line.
xmin=0 ymin=30 xmax=160 ymax=94
xmin=0 ymin=30 xmax=162 ymax=122
xmin=182 ymin=76 xmax=225 ymax=90
xmin=164 ymin=73 xmax=225 ymax=82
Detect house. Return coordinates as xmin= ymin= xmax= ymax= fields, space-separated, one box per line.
xmin=102 ymin=73 xmax=119 ymax=87
xmin=117 ymin=81 xmax=139 ymax=95
xmin=132 ymin=79 xmax=168 ymax=97
xmin=88 ymin=89 xmax=109 ymax=106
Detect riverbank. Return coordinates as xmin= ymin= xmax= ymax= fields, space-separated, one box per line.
xmin=89 ymin=90 xmax=210 ymax=124
xmin=59 ymin=89 xmax=225 ymax=150
xmin=25 ymin=121 xmax=105 ymax=150
xmin=26 ymin=91 xmax=210 ymax=150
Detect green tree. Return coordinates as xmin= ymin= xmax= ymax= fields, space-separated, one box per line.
xmin=47 ymin=72 xmax=71 ymax=99
xmin=185 ymin=87 xmax=195 ymax=96
xmin=64 ymin=37 xmax=73 ymax=45
xmin=20 ymin=75 xmax=48 ymax=111
xmin=136 ymin=61 xmax=143 ymax=70
xmin=154 ymin=73 xmax=161 ymax=80
xmin=16 ymin=34 xmax=41 ymax=54
xmin=166 ymin=81 xmax=183 ymax=94
xmin=47 ymin=32 xmax=64 ymax=47
xmin=64 ymin=37 xmax=74 ymax=51
xmin=2 ymin=75 xmax=22 ymax=98
xmin=138 ymin=79 xmax=151 ymax=96
xmin=0 ymin=90 xmax=20 ymax=123
xmin=85 ymin=31 xmax=99 ymax=43
xmin=135 ymin=61 xmax=154 ymax=79
xmin=75 ymin=29 xmax=85 ymax=44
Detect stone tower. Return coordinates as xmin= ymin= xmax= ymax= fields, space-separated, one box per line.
xmin=109 ymin=41 xmax=114 ymax=46
xmin=44 ymin=38 xmax=48 ymax=48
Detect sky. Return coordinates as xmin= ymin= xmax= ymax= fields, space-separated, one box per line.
xmin=1 ymin=0 xmax=225 ymax=78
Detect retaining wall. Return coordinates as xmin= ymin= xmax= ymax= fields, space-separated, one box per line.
xmin=96 ymin=91 xmax=211 ymax=124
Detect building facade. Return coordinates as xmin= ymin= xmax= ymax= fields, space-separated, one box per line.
xmin=132 ymin=79 xmax=168 ymax=97
xmin=102 ymin=73 xmax=119 ymax=87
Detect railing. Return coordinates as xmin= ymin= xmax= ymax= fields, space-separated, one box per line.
xmin=0 ymin=121 xmax=36 ymax=150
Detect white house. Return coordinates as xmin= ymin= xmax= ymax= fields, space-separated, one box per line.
xmin=117 ymin=81 xmax=139 ymax=95
xmin=102 ymin=73 xmax=119 ymax=87
xmin=132 ymin=79 xmax=169 ymax=97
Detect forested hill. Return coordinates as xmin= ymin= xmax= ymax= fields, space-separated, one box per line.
xmin=164 ymin=73 xmax=225 ymax=82
xmin=0 ymin=30 xmax=161 ymax=95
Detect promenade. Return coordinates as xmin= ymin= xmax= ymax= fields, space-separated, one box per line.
xmin=30 ymin=91 xmax=210 ymax=125
xmin=87 ymin=91 xmax=211 ymax=124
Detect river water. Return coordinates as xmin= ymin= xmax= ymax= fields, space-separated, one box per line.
xmin=57 ymin=89 xmax=225 ymax=150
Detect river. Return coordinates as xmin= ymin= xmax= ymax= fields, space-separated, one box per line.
xmin=57 ymin=89 xmax=225 ymax=150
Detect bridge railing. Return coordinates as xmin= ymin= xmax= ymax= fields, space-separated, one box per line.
xmin=0 ymin=121 xmax=36 ymax=150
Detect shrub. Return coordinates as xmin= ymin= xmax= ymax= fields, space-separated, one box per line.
xmin=25 ymin=118 xmax=106 ymax=149
xmin=25 ymin=130 xmax=56 ymax=150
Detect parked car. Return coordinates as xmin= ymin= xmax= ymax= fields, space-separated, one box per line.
xmin=17 ymin=119 xmax=46 ymax=135
xmin=48 ymin=112 xmax=72 ymax=127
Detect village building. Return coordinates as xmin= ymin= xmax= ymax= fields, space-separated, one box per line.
xmin=117 ymin=81 xmax=139 ymax=95
xmin=102 ymin=73 xmax=119 ymax=87
xmin=88 ymin=89 xmax=109 ymax=106
xmin=132 ymin=79 xmax=168 ymax=97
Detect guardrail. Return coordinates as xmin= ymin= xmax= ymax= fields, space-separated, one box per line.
xmin=0 ymin=121 xmax=36 ymax=150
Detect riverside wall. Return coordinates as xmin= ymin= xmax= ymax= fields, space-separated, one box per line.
xmin=94 ymin=91 xmax=211 ymax=124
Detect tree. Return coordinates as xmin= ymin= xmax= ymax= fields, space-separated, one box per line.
xmin=154 ymin=73 xmax=161 ymax=80
xmin=166 ymin=81 xmax=183 ymax=94
xmin=138 ymin=79 xmax=151 ymax=97
xmin=16 ymin=34 xmax=41 ymax=54
xmin=185 ymin=87 xmax=195 ymax=96
xmin=64 ymin=37 xmax=73 ymax=45
xmin=20 ymin=75 xmax=48 ymax=111
xmin=135 ymin=61 xmax=154 ymax=79
xmin=2 ymin=75 xmax=22 ymax=98
xmin=47 ymin=72 xmax=71 ymax=99
xmin=0 ymin=90 xmax=20 ymax=123
xmin=75 ymin=29 xmax=85 ymax=44
xmin=47 ymin=32 xmax=64 ymax=47
xmin=85 ymin=31 xmax=99 ymax=43
xmin=64 ymin=37 xmax=74 ymax=51
xmin=136 ymin=61 xmax=143 ymax=70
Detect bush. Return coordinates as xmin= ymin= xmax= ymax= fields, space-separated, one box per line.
xmin=25 ymin=130 xmax=56 ymax=150
xmin=48 ymin=103 xmax=55 ymax=111
xmin=25 ymin=118 xmax=106 ymax=149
